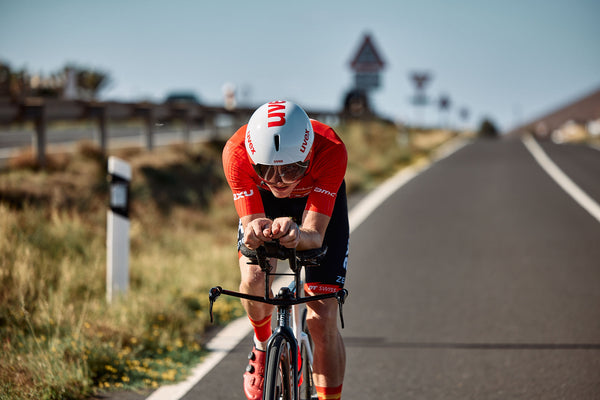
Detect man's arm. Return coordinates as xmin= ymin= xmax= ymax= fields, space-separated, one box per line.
xmin=297 ymin=210 xmax=330 ymax=250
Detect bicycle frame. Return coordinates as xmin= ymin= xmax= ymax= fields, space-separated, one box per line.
xmin=290 ymin=280 xmax=313 ymax=372
xmin=269 ymin=282 xmax=302 ymax=400
xmin=209 ymin=242 xmax=347 ymax=400
xmin=268 ymin=279 xmax=315 ymax=399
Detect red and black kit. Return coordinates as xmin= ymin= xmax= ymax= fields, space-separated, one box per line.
xmin=223 ymin=119 xmax=349 ymax=294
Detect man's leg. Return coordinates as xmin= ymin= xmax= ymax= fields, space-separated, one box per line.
xmin=239 ymin=255 xmax=277 ymax=400
xmin=306 ymin=298 xmax=346 ymax=399
xmin=239 ymin=256 xmax=275 ymax=321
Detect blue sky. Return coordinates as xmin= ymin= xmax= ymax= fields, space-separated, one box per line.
xmin=1 ymin=0 xmax=599 ymax=132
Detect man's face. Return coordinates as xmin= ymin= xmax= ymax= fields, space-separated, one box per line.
xmin=265 ymin=180 xmax=301 ymax=198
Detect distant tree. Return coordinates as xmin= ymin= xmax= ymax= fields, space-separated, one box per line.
xmin=70 ymin=65 xmax=110 ymax=100
xmin=342 ymin=88 xmax=371 ymax=118
xmin=0 ymin=62 xmax=10 ymax=97
xmin=0 ymin=61 xmax=31 ymax=100
xmin=478 ymin=117 xmax=500 ymax=138
xmin=0 ymin=61 xmax=111 ymax=100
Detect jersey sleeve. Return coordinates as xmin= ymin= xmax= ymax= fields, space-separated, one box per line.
xmin=222 ymin=127 xmax=265 ymax=217
xmin=305 ymin=123 xmax=348 ymax=216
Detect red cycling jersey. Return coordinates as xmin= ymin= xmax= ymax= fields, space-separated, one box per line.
xmin=223 ymin=119 xmax=347 ymax=218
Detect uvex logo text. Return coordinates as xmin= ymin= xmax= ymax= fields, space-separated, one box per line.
xmin=246 ymin=130 xmax=255 ymax=155
xmin=267 ymin=101 xmax=286 ymax=127
xmin=300 ymin=129 xmax=310 ymax=153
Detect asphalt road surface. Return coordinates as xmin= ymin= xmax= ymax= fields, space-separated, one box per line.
xmin=341 ymin=138 xmax=600 ymax=399
xmin=0 ymin=125 xmax=219 ymax=164
xmin=104 ymin=137 xmax=600 ymax=399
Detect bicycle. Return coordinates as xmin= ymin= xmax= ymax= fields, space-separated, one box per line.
xmin=208 ymin=240 xmax=349 ymax=400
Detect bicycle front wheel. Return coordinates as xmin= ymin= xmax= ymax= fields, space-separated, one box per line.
xmin=300 ymin=308 xmax=316 ymax=400
xmin=264 ymin=335 xmax=294 ymax=400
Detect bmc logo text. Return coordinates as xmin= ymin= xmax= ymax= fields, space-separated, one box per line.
xmin=233 ymin=190 xmax=254 ymax=201
xmin=300 ymin=129 xmax=310 ymax=153
xmin=267 ymin=101 xmax=286 ymax=127
xmin=314 ymin=187 xmax=336 ymax=197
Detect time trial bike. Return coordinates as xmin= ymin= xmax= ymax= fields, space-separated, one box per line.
xmin=209 ymin=241 xmax=348 ymax=400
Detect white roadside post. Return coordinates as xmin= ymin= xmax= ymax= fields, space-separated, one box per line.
xmin=107 ymin=156 xmax=131 ymax=303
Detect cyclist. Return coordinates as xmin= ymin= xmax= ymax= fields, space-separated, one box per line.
xmin=222 ymin=100 xmax=349 ymax=400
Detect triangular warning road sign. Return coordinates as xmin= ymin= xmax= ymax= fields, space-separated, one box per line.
xmin=350 ymin=34 xmax=385 ymax=72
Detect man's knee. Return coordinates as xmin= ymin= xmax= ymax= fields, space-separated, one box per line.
xmin=306 ymin=299 xmax=339 ymax=338
xmin=239 ymin=257 xmax=277 ymax=294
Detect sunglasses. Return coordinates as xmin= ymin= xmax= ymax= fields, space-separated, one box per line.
xmin=253 ymin=161 xmax=310 ymax=184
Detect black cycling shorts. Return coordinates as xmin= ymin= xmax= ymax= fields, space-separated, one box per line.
xmin=238 ymin=180 xmax=349 ymax=295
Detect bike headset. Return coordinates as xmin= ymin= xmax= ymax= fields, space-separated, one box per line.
xmin=244 ymin=100 xmax=314 ymax=185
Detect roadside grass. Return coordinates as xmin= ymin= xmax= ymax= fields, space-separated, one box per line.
xmin=0 ymin=120 xmax=457 ymax=399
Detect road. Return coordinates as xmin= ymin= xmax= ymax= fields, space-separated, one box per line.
xmin=341 ymin=138 xmax=600 ymax=399
xmin=0 ymin=125 xmax=225 ymax=164
xmin=108 ymin=137 xmax=600 ymax=399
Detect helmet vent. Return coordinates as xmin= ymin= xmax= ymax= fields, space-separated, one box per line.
xmin=274 ymin=134 xmax=280 ymax=151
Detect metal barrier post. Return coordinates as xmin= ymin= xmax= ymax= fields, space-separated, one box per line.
xmin=22 ymin=99 xmax=47 ymax=168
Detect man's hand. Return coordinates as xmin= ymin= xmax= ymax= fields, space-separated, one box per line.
xmin=243 ymin=217 xmax=301 ymax=249
xmin=243 ymin=217 xmax=274 ymax=250
xmin=270 ymin=217 xmax=301 ymax=248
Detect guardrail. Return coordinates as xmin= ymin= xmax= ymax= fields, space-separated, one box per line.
xmin=0 ymin=98 xmax=340 ymax=167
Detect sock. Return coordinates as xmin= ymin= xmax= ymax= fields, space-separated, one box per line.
xmin=297 ymin=346 xmax=303 ymax=386
xmin=316 ymin=384 xmax=343 ymax=400
xmin=249 ymin=315 xmax=271 ymax=350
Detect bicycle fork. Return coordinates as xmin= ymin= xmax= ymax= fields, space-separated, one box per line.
xmin=268 ymin=301 xmax=300 ymax=400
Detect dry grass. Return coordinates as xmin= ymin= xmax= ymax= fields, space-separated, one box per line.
xmin=410 ymin=129 xmax=455 ymax=151
xmin=0 ymin=120 xmax=456 ymax=399
xmin=1 ymin=141 xmax=242 ymax=399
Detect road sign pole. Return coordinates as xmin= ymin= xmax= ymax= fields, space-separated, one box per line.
xmin=410 ymin=72 xmax=432 ymax=127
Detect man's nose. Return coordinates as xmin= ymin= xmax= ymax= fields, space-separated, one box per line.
xmin=272 ymin=168 xmax=284 ymax=183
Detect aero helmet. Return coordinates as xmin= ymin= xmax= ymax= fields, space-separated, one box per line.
xmin=245 ymin=101 xmax=314 ymax=183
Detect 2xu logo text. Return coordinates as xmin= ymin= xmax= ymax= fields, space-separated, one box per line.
xmin=233 ymin=190 xmax=254 ymax=201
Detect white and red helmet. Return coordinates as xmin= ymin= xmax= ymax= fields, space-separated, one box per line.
xmin=245 ymin=100 xmax=314 ymax=166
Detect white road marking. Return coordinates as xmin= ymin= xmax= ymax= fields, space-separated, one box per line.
xmin=146 ymin=317 xmax=249 ymax=400
xmin=146 ymin=136 xmax=470 ymax=400
xmin=522 ymin=134 xmax=600 ymax=224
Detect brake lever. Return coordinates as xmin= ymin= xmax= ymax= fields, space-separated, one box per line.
xmin=335 ymin=289 xmax=348 ymax=329
xmin=208 ymin=286 xmax=222 ymax=323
